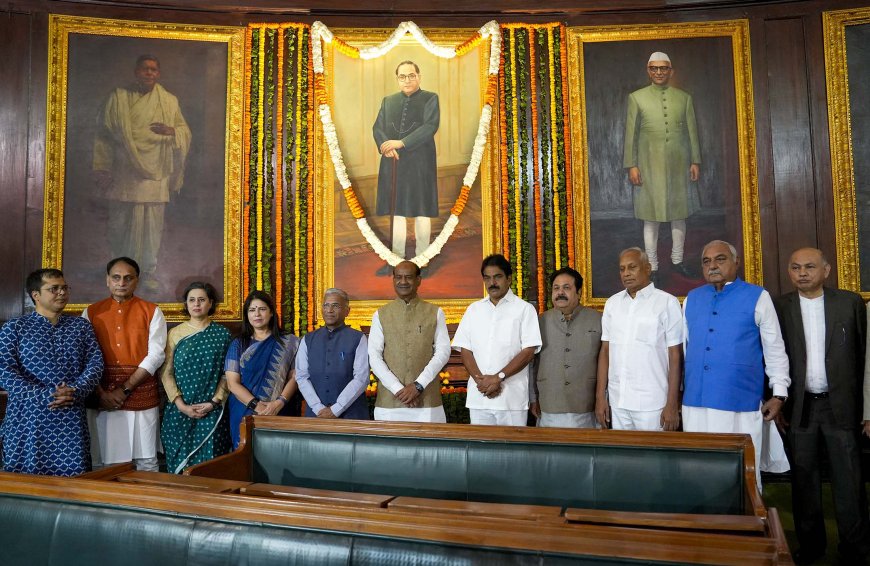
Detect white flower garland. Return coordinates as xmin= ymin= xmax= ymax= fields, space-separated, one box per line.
xmin=312 ymin=20 xmax=501 ymax=267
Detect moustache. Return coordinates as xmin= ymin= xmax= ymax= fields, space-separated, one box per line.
xmin=554 ymin=295 xmax=568 ymax=301
xmin=707 ymin=269 xmax=721 ymax=275
xmin=488 ymin=285 xmax=500 ymax=291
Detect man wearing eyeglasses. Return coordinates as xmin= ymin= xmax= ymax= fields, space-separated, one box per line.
xmin=0 ymin=269 xmax=103 ymax=476
xmin=83 ymin=257 xmax=167 ymax=471
xmin=295 ymin=288 xmax=370 ymax=420
xmin=623 ymin=52 xmax=701 ymax=285
xmin=373 ymin=60 xmax=440 ymax=269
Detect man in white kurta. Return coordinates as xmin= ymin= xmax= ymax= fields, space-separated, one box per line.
xmin=453 ymin=254 xmax=542 ymax=426
xmin=93 ymin=55 xmax=191 ymax=285
xmin=369 ymin=261 xmax=451 ymax=422
xmin=596 ymin=248 xmax=683 ymax=431
xmin=84 ymin=257 xmax=166 ymax=471
xmin=682 ymin=240 xmax=790 ymax=490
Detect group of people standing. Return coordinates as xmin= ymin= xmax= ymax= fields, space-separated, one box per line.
xmin=1 ymin=242 xmax=869 ymax=564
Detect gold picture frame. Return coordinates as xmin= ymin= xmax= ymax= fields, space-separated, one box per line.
xmin=313 ymin=28 xmax=501 ymax=327
xmin=824 ymin=7 xmax=870 ymax=298
xmin=567 ymin=20 xmax=760 ymax=307
xmin=44 ymin=15 xmax=244 ymax=321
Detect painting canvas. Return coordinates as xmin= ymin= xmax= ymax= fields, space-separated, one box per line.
xmin=314 ymin=29 xmax=501 ymax=326
xmin=44 ymin=16 xmax=244 ymax=320
xmin=567 ymin=21 xmax=761 ymax=306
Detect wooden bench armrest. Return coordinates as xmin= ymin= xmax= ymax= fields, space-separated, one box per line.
xmin=240 ymin=483 xmax=393 ymax=508
xmin=114 ymin=471 xmax=251 ymax=493
xmin=76 ymin=462 xmax=136 ymax=480
xmin=388 ymin=496 xmax=564 ymax=521
xmin=184 ymin=449 xmax=249 ymax=481
xmin=565 ymin=508 xmax=766 ymax=533
xmin=765 ymin=507 xmax=794 ymax=564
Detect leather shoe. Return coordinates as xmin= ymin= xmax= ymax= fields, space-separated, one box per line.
xmin=671 ymin=262 xmax=695 ymax=278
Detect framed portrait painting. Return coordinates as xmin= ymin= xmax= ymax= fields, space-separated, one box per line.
xmin=825 ymin=7 xmax=870 ymax=299
xmin=567 ymin=20 xmax=761 ymax=307
xmin=44 ymin=15 xmax=244 ymax=320
xmin=313 ymin=27 xmax=502 ymax=327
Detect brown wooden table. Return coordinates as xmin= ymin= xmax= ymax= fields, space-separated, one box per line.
xmin=389 ymin=496 xmax=565 ymax=521
xmin=114 ymin=470 xmax=251 ymax=493
xmin=240 ymin=483 xmax=394 ymax=509
xmin=565 ymin=507 xmax=766 ymax=533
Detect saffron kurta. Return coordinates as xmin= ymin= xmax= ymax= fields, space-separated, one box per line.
xmin=160 ymin=322 xmax=232 ymax=474
xmin=0 ymin=313 xmax=103 ymax=476
xmin=623 ymin=84 xmax=701 ymax=222
xmin=373 ymin=89 xmax=440 ymax=218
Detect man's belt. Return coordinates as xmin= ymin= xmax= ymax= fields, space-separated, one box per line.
xmin=102 ymin=365 xmax=160 ymax=411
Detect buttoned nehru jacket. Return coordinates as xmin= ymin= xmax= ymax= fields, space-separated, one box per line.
xmin=531 ymin=305 xmax=601 ymax=414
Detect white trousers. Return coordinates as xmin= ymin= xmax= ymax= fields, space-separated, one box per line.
xmin=469 ymin=409 xmax=527 ymax=426
xmin=391 ymin=216 xmax=431 ymax=257
xmin=538 ymin=411 xmax=598 ymax=429
xmin=88 ymin=407 xmax=160 ymax=470
xmin=610 ymin=407 xmax=663 ymax=431
xmin=374 ymin=406 xmax=447 ymax=423
xmin=643 ymin=219 xmax=686 ymax=271
xmin=108 ymin=201 xmax=165 ymax=276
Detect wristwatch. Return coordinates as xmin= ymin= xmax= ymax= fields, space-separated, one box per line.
xmin=246 ymin=397 xmax=260 ymax=411
xmin=773 ymin=395 xmax=788 ymax=403
xmin=209 ymin=400 xmax=222 ymax=411
xmin=122 ymin=385 xmax=132 ymax=397
xmin=413 ymin=382 xmax=424 ymax=393
xmin=497 ymin=371 xmax=506 ymax=381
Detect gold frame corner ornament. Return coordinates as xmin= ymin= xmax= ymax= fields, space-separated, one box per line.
xmin=566 ymin=20 xmax=760 ymax=308
xmin=824 ymin=7 xmax=869 ymax=297
xmin=44 ymin=15 xmax=245 ymax=321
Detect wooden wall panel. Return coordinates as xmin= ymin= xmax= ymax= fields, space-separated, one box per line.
xmin=0 ymin=13 xmax=33 ymax=320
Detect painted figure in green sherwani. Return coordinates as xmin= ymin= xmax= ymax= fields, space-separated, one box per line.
xmin=623 ymin=52 xmax=701 ymax=281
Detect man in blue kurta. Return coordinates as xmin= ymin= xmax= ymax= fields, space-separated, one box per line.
xmin=0 ymin=268 xmax=103 ymax=476
xmin=295 ymin=288 xmax=370 ymax=420
xmin=373 ymin=60 xmax=440 ymax=261
xmin=682 ymin=240 xmax=790 ymax=490
xmin=624 ymin=52 xmax=701 ymax=282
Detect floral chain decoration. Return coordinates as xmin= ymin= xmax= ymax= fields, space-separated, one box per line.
xmin=310 ymin=20 xmax=502 ymax=268
xmin=499 ymin=23 xmax=572 ymax=307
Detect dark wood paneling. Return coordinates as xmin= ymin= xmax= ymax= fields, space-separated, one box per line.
xmin=0 ymin=13 xmax=32 ymax=320
xmin=765 ymin=17 xmax=818 ymax=296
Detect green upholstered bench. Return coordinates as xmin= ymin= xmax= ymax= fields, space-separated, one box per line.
xmin=187 ymin=417 xmax=765 ymax=517
xmin=0 ymin=472 xmax=789 ymax=565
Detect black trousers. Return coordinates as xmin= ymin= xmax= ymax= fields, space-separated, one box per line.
xmin=790 ymin=396 xmax=870 ymax=556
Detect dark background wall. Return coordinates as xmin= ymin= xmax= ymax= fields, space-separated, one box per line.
xmin=0 ymin=0 xmax=861 ymax=320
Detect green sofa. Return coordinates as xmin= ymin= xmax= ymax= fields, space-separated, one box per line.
xmin=187 ymin=417 xmax=763 ymax=516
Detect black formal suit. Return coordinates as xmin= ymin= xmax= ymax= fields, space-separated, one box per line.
xmin=774 ymin=287 xmax=870 ymax=560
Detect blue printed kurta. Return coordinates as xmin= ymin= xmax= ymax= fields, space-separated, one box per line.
xmin=0 ymin=313 xmax=103 ymax=476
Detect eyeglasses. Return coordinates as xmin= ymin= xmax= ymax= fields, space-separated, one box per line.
xmin=42 ymin=285 xmax=70 ymax=295
xmin=648 ymin=66 xmax=672 ymax=74
xmin=397 ymin=73 xmax=418 ymax=82
xmin=322 ymin=302 xmax=344 ymax=311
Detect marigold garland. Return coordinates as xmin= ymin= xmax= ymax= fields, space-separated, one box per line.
xmin=499 ymin=47 xmax=510 ymax=256
xmin=305 ymin=35 xmax=315 ymax=333
xmin=509 ymin=28 xmax=523 ymax=296
xmin=275 ymin=28 xmax=285 ymax=319
xmin=556 ymin=24 xmax=573 ymax=266
xmin=262 ymin=28 xmax=276 ymax=294
xmin=256 ymin=25 xmax=266 ymax=290
xmin=529 ymin=27 xmax=545 ymax=312
xmin=547 ymin=27 xmax=561 ymax=271
xmin=242 ymin=27 xmax=254 ymax=299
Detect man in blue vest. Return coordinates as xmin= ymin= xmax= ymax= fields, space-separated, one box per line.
xmin=295 ymin=288 xmax=370 ymax=420
xmin=682 ymin=240 xmax=790 ymax=490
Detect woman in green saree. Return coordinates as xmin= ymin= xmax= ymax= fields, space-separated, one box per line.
xmin=159 ymin=282 xmax=232 ymax=473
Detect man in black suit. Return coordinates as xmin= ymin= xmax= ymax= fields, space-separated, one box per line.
xmin=774 ymin=247 xmax=870 ymax=565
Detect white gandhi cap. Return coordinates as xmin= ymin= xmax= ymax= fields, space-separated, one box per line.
xmin=648 ymin=52 xmax=671 ymax=64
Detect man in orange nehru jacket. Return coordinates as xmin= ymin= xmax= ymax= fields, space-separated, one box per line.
xmin=84 ymin=257 xmax=166 ymax=471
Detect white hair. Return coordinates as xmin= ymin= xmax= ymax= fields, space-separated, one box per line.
xmin=702 ymin=240 xmax=738 ymax=260
xmin=619 ymin=246 xmax=649 ymax=264
xmin=323 ymin=288 xmax=349 ymax=303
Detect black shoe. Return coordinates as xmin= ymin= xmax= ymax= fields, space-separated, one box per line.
xmin=671 ymin=262 xmax=695 ymax=278
xmin=793 ymin=548 xmax=825 ymax=565
xmin=375 ymin=264 xmax=393 ymax=276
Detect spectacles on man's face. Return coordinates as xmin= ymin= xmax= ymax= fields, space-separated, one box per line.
xmin=42 ymin=285 xmax=70 ymax=295
xmin=322 ymin=302 xmax=344 ymax=311
xmin=397 ymin=73 xmax=418 ymax=82
xmin=648 ymin=66 xmax=672 ymax=74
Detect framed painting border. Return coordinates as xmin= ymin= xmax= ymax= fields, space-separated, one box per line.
xmin=566 ymin=19 xmax=761 ymax=308
xmin=313 ymin=28 xmax=502 ymax=328
xmin=824 ymin=7 xmax=870 ymax=299
xmin=44 ymin=14 xmax=245 ymax=321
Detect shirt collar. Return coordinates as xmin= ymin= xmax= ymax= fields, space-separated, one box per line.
xmin=484 ymin=288 xmax=516 ymax=306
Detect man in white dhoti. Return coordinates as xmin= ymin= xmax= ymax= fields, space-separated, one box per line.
xmin=368 ymin=261 xmax=451 ymax=422
xmin=93 ymin=55 xmax=191 ymax=289
xmin=682 ymin=240 xmax=790 ymax=491
xmin=84 ymin=257 xmax=167 ymax=471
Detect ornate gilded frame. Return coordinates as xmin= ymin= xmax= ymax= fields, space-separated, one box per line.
xmin=567 ymin=20 xmax=760 ymax=307
xmin=44 ymin=15 xmax=245 ymax=321
xmin=314 ymin=28 xmax=501 ymax=327
xmin=824 ymin=8 xmax=870 ymax=298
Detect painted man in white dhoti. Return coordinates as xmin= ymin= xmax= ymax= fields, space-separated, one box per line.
xmin=93 ymin=55 xmax=191 ymax=289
